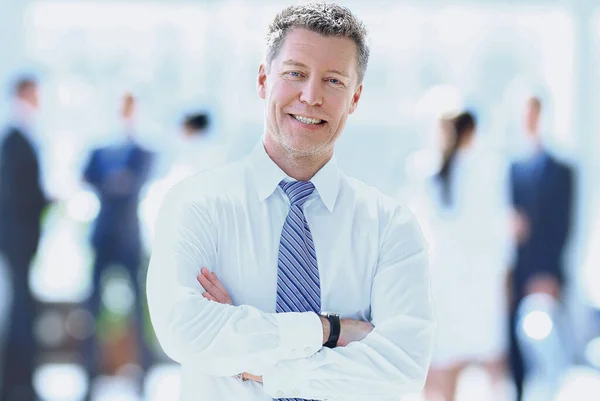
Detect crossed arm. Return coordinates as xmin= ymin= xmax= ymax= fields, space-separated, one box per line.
xmin=146 ymin=185 xmax=435 ymax=399
xmin=196 ymin=267 xmax=375 ymax=383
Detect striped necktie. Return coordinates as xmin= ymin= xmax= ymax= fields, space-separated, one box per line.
xmin=276 ymin=180 xmax=320 ymax=401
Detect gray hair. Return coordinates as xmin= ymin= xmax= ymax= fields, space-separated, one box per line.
xmin=266 ymin=2 xmax=370 ymax=84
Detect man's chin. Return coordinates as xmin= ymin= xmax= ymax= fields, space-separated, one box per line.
xmin=283 ymin=142 xmax=324 ymax=158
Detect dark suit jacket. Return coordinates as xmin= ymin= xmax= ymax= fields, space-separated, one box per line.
xmin=510 ymin=150 xmax=573 ymax=299
xmin=0 ymin=127 xmax=48 ymax=263
xmin=84 ymin=141 xmax=154 ymax=258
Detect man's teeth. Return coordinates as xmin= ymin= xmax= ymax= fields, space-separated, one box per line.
xmin=293 ymin=115 xmax=323 ymax=125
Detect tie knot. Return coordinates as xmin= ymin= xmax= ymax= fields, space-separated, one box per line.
xmin=280 ymin=180 xmax=315 ymax=206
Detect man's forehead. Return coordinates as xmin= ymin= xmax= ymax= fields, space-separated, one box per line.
xmin=275 ymin=29 xmax=358 ymax=75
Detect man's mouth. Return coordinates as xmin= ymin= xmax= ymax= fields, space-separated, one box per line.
xmin=290 ymin=114 xmax=326 ymax=125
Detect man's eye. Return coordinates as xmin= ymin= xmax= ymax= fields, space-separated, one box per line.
xmin=288 ymin=71 xmax=302 ymax=77
xmin=329 ymin=78 xmax=342 ymax=85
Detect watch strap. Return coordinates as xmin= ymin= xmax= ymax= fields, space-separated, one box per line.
xmin=324 ymin=314 xmax=340 ymax=348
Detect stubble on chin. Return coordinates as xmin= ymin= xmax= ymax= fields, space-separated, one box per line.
xmin=279 ymin=135 xmax=333 ymax=161
xmin=266 ymin=120 xmax=333 ymax=164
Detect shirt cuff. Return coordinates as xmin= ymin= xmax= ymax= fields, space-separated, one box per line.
xmin=262 ymin=357 xmax=311 ymax=399
xmin=274 ymin=311 xmax=322 ymax=359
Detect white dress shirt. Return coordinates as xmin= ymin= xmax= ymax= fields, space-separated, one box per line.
xmin=146 ymin=141 xmax=435 ymax=401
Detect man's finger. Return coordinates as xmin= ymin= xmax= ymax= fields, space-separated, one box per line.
xmin=197 ymin=273 xmax=215 ymax=292
xmin=198 ymin=268 xmax=233 ymax=305
xmin=199 ymin=269 xmax=231 ymax=303
xmin=202 ymin=292 xmax=218 ymax=302
xmin=201 ymin=269 xmax=232 ymax=304
xmin=209 ymin=272 xmax=232 ymax=303
xmin=197 ymin=271 xmax=225 ymax=300
xmin=210 ymin=272 xmax=228 ymax=294
xmin=241 ymin=372 xmax=263 ymax=383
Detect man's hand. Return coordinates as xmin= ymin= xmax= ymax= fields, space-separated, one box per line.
xmin=512 ymin=209 xmax=530 ymax=245
xmin=197 ymin=267 xmax=233 ymax=305
xmin=241 ymin=372 xmax=263 ymax=383
xmin=197 ymin=271 xmax=261 ymax=382
xmin=526 ymin=274 xmax=561 ymax=299
xmin=319 ymin=315 xmax=374 ymax=347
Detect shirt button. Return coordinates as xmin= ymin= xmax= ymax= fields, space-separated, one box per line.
xmin=293 ymin=389 xmax=300 ymax=396
xmin=304 ymin=346 xmax=313 ymax=354
xmin=290 ymin=348 xmax=298 ymax=357
xmin=276 ymin=390 xmax=284 ymax=398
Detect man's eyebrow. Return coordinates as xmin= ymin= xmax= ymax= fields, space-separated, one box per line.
xmin=282 ymin=59 xmax=308 ymax=69
xmin=282 ymin=59 xmax=350 ymax=78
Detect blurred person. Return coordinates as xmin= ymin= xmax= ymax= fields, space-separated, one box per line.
xmin=146 ymin=3 xmax=435 ymax=401
xmin=176 ymin=111 xmax=227 ymax=176
xmin=412 ymin=112 xmax=512 ymax=401
xmin=158 ymin=111 xmax=225 ymax=181
xmin=0 ymin=254 xmax=10 ymax=396
xmin=0 ymin=76 xmax=49 ymax=401
xmin=581 ymin=207 xmax=600 ymax=307
xmin=82 ymin=92 xmax=154 ymax=398
xmin=140 ymin=111 xmax=227 ymax=245
xmin=508 ymin=96 xmax=574 ymax=401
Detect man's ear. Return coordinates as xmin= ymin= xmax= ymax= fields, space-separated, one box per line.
xmin=257 ymin=64 xmax=268 ymax=100
xmin=348 ymin=84 xmax=363 ymax=114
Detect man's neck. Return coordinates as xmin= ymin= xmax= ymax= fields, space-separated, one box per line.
xmin=526 ymin=131 xmax=543 ymax=149
xmin=264 ymin=140 xmax=332 ymax=182
xmin=12 ymin=98 xmax=36 ymax=132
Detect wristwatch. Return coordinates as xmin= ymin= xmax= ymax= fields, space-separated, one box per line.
xmin=320 ymin=312 xmax=341 ymax=348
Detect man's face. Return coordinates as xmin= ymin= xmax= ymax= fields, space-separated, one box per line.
xmin=258 ymin=28 xmax=363 ymax=159
xmin=22 ymin=84 xmax=40 ymax=110
xmin=121 ymin=95 xmax=136 ymax=121
xmin=524 ymin=98 xmax=540 ymax=136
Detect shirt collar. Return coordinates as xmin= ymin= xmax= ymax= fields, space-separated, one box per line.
xmin=248 ymin=140 xmax=341 ymax=212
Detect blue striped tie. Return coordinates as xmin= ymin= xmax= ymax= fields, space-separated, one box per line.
xmin=276 ymin=180 xmax=319 ymax=401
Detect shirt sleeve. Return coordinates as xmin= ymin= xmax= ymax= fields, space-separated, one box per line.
xmin=262 ymin=205 xmax=436 ymax=400
xmin=146 ymin=180 xmax=323 ymax=377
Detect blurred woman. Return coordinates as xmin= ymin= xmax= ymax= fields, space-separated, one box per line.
xmin=414 ymin=111 xmax=512 ymax=401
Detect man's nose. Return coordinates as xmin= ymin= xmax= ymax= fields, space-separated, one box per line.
xmin=299 ymin=78 xmax=324 ymax=107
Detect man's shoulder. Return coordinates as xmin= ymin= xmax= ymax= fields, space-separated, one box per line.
xmin=549 ymin=153 xmax=573 ymax=171
xmin=341 ymin=175 xmax=425 ymax=248
xmin=166 ymin=159 xmax=246 ymax=202
xmin=542 ymin=152 xmax=573 ymax=181
xmin=90 ymin=144 xmax=111 ymax=155
xmin=2 ymin=125 xmax=19 ymax=136
xmin=342 ymin=174 xmax=409 ymax=216
xmin=0 ymin=127 xmax=28 ymax=152
xmin=1 ymin=126 xmax=22 ymax=142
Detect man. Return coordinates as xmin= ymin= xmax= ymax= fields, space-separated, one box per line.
xmin=509 ymin=96 xmax=573 ymax=401
xmin=82 ymin=93 xmax=154 ymax=396
xmin=0 ymin=76 xmax=49 ymax=401
xmin=147 ymin=3 xmax=435 ymax=400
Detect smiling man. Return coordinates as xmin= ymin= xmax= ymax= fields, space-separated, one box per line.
xmin=146 ymin=3 xmax=435 ymax=400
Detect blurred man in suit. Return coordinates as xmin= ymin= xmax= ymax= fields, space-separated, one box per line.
xmin=509 ymin=96 xmax=574 ymax=401
xmin=82 ymin=93 xmax=154 ymax=397
xmin=0 ymin=76 xmax=49 ymax=401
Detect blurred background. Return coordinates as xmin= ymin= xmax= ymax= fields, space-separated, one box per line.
xmin=0 ymin=0 xmax=599 ymax=400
